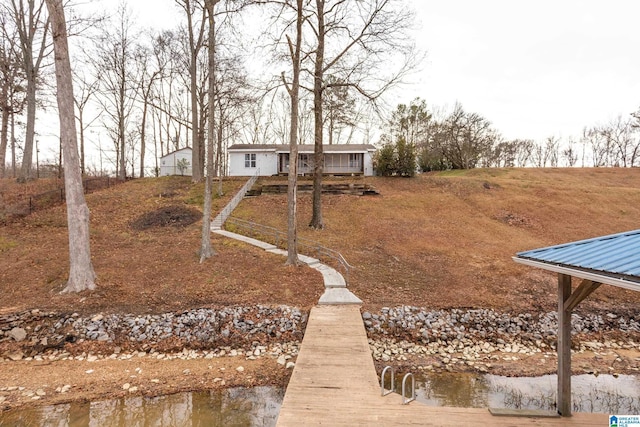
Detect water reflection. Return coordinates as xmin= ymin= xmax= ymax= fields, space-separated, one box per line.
xmin=0 ymin=386 xmax=283 ymax=427
xmin=393 ymin=372 xmax=640 ymax=414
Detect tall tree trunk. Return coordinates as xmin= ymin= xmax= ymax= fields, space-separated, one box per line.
xmin=190 ymin=56 xmax=201 ymax=182
xmin=11 ymin=113 xmax=16 ymax=178
xmin=309 ymin=0 xmax=325 ymax=229
xmin=200 ymin=0 xmax=218 ymax=262
xmin=45 ymin=0 xmax=96 ymax=292
xmin=0 ymin=102 xmax=8 ymax=178
xmin=284 ymin=0 xmax=304 ymax=265
xmin=78 ymin=114 xmax=85 ymax=175
xmin=19 ymin=76 xmax=37 ymax=181
xmin=140 ymin=100 xmax=148 ymax=178
xmin=216 ymin=109 xmax=223 ymax=196
xmin=183 ymin=0 xmax=205 ymax=183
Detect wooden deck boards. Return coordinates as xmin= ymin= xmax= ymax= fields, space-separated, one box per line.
xmin=276 ymin=305 xmax=607 ymax=426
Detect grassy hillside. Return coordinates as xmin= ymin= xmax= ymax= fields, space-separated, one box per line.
xmin=2 ymin=169 xmax=639 ymax=317
xmin=233 ymin=168 xmax=640 ymax=313
xmin=0 ymin=177 xmax=323 ymax=315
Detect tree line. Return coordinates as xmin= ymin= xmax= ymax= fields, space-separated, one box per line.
xmin=375 ymin=98 xmax=640 ymax=176
xmin=1 ymin=0 xmax=416 ymax=290
xmin=0 ymin=0 xmax=414 ymax=182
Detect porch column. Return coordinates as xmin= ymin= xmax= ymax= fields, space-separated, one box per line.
xmin=557 ymin=273 xmax=572 ymax=416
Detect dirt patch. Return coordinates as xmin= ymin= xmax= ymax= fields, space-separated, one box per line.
xmin=0 ymin=356 xmax=290 ymax=412
xmin=130 ymin=205 xmax=202 ymax=230
xmin=494 ymin=209 xmax=535 ymax=228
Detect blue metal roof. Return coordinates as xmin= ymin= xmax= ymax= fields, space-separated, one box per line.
xmin=516 ymin=229 xmax=640 ymax=284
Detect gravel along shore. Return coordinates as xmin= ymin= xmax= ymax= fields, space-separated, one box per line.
xmin=0 ymin=306 xmax=306 ymax=364
xmin=363 ymin=307 xmax=640 ymax=374
xmin=2 ymin=305 xmax=639 ymax=376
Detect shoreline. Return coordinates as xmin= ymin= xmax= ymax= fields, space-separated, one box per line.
xmin=1 ymin=305 xmax=639 ymax=412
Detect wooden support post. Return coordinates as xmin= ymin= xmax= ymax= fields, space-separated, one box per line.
xmin=557 ymin=273 xmax=572 ymax=416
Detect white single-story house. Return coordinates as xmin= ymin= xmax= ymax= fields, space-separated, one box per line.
xmin=227 ymin=144 xmax=376 ymax=177
xmin=160 ymin=147 xmax=192 ymax=176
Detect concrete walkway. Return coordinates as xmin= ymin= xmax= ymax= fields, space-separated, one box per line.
xmin=211 ymin=228 xmax=361 ymax=304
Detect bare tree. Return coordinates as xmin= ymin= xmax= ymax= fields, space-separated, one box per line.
xmin=72 ymin=70 xmax=99 ymax=175
xmin=199 ymin=0 xmax=218 ymax=262
xmin=148 ymin=29 xmax=189 ymax=159
xmin=562 ymin=138 xmax=578 ymax=167
xmin=0 ymin=8 xmax=26 ymax=178
xmin=322 ymin=77 xmax=356 ymax=145
xmin=92 ymin=2 xmax=139 ymax=180
xmin=7 ymin=0 xmax=50 ymax=181
xmin=176 ymin=0 xmax=207 ymax=182
xmin=280 ymin=0 xmax=305 ymax=265
xmin=45 ymin=0 xmax=96 ymax=292
xmin=599 ymin=115 xmax=635 ymax=167
xmin=432 ymin=103 xmax=498 ymax=169
xmin=132 ymin=38 xmax=163 ymax=177
xmin=581 ymin=126 xmax=612 ymax=167
xmin=544 ymin=136 xmax=559 ymax=167
xmin=307 ymin=0 xmax=417 ymax=228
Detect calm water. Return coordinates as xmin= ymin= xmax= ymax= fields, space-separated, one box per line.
xmin=392 ymin=372 xmax=640 ymax=414
xmin=0 ymin=386 xmax=284 ymax=427
xmin=2 ymin=374 xmax=638 ymax=425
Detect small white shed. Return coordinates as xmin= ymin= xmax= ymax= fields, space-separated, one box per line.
xmin=160 ymin=147 xmax=192 ymax=177
xmin=227 ymin=144 xmax=376 ymax=177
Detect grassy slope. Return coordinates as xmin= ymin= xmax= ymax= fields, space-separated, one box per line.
xmin=234 ymin=168 xmax=640 ymax=313
xmin=0 ymin=177 xmax=323 ymax=315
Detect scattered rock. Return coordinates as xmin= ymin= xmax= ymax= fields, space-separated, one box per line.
xmin=236 ymin=366 xmax=245 ymax=373
xmin=9 ymin=327 xmax=27 ymax=342
xmin=7 ymin=351 xmax=24 ymax=361
xmin=286 ymin=362 xmax=295 ymax=369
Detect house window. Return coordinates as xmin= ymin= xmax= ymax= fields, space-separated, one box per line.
xmin=245 ymin=153 xmax=256 ymax=168
xmin=349 ymin=153 xmax=360 ymax=168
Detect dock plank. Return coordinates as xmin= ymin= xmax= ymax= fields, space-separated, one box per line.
xmin=276 ymin=305 xmax=607 ymax=426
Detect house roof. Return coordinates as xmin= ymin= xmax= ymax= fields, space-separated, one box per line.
xmin=228 ymin=144 xmax=376 ymax=153
xmin=160 ymin=147 xmax=192 ymax=159
xmin=513 ymin=229 xmax=640 ymax=291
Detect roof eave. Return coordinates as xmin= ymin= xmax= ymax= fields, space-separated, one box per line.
xmin=512 ymin=256 xmax=640 ymax=292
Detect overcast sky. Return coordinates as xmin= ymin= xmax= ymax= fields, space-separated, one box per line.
xmin=122 ymin=0 xmax=640 ymax=142
xmin=409 ymin=0 xmax=640 ymax=141
xmin=41 ymin=0 xmax=639 ymax=166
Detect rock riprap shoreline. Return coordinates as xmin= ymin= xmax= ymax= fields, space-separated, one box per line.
xmin=2 ymin=305 xmax=639 ymax=375
xmin=0 ymin=306 xmax=305 ymax=363
xmin=363 ymin=306 xmax=640 ymax=373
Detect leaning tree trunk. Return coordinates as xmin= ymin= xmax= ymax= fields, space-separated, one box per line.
xmin=45 ymin=0 xmax=96 ymax=292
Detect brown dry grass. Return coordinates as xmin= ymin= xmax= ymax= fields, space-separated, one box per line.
xmin=2 ymin=169 xmax=640 ymax=317
xmin=234 ymin=168 xmax=640 ymax=314
xmin=0 ymin=176 xmax=323 ymax=315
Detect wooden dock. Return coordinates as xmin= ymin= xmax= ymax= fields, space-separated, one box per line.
xmin=276 ymin=305 xmax=607 ymax=426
